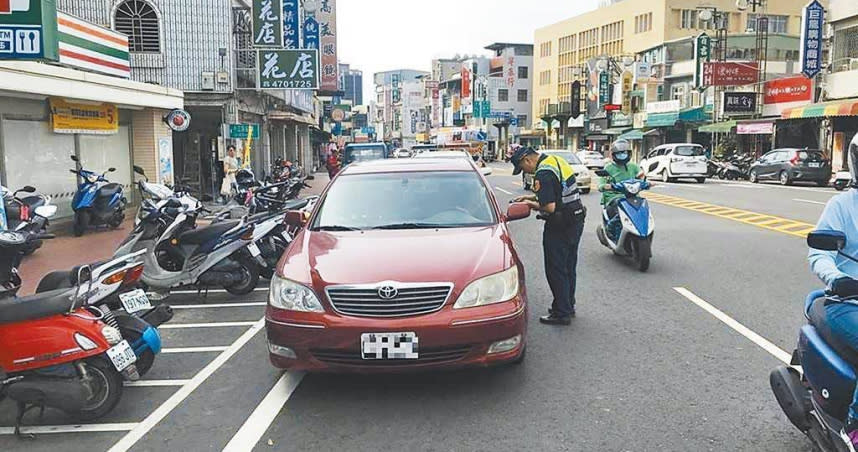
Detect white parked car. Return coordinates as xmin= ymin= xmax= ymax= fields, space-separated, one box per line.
xmin=578 ymin=150 xmax=607 ymax=169
xmin=522 ymin=150 xmax=592 ymax=194
xmin=394 ymin=148 xmax=412 ymax=158
xmin=640 ymin=143 xmax=708 ymax=183
xmin=414 ymin=150 xmax=492 ymax=176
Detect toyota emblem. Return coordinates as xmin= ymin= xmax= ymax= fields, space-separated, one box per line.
xmin=378 ymin=285 xmax=398 ymax=300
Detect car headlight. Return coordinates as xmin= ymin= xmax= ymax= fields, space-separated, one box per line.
xmin=453 ymin=266 xmax=519 ymax=309
xmin=269 ymin=275 xmax=324 ymax=312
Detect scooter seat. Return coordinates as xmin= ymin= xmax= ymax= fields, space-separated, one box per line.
xmin=97 ymin=183 xmax=122 ymax=198
xmin=808 ymin=297 xmax=858 ymax=366
xmin=20 ymin=195 xmax=45 ymax=209
xmin=0 ymin=288 xmax=80 ymax=324
xmin=178 ymin=221 xmax=240 ymax=245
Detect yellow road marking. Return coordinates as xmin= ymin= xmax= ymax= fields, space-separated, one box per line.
xmin=644 ymin=193 xmax=814 ymax=238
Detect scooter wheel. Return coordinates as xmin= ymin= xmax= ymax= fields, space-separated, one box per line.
xmin=225 ymin=254 xmax=261 ymax=296
xmin=72 ymin=357 xmax=123 ymax=421
xmin=73 ymin=211 xmax=89 ymax=237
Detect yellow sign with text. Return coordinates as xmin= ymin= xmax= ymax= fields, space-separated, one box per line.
xmin=50 ymin=98 xmax=119 ymax=135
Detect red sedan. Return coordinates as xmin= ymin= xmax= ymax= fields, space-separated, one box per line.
xmin=265 ymin=158 xmax=531 ymax=372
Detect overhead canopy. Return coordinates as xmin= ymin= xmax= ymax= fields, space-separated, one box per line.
xmin=645 ymin=112 xmax=678 ymax=127
xmin=679 ymin=107 xmax=709 ymax=123
xmin=698 ymin=120 xmax=737 ymax=133
xmin=617 ymin=129 xmax=657 ymax=141
xmin=603 ymin=127 xmax=632 ymax=135
xmin=781 ymin=99 xmax=858 ymax=119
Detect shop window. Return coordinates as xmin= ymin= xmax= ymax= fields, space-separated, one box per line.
xmin=114 ymin=0 xmax=161 ymax=53
xmin=747 ymin=14 xmax=788 ymax=34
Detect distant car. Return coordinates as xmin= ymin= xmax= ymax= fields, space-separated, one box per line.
xmin=640 ymin=143 xmax=708 ymax=183
xmin=394 ymin=148 xmax=412 ymax=159
xmin=522 ymin=150 xmax=592 ymax=194
xmin=414 ymin=150 xmax=493 ymax=176
xmin=578 ymin=150 xmax=607 ymax=169
xmin=749 ymin=148 xmax=831 ymax=186
xmin=410 ymin=144 xmax=438 ymax=154
xmin=343 ymin=143 xmax=389 ymax=167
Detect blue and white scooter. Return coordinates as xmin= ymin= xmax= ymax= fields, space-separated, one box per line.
xmin=594 ymin=172 xmax=655 ymax=272
xmin=70 ymin=155 xmax=128 ymax=236
xmin=771 ymin=230 xmax=858 ymax=452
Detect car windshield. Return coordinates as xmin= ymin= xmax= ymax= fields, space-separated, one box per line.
xmin=344 ymin=145 xmax=386 ymax=164
xmin=544 ymin=152 xmax=582 ymax=165
xmin=312 ymin=171 xmax=496 ymax=230
xmin=674 ymin=146 xmax=704 ymax=157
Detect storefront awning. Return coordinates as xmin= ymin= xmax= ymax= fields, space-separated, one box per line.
xmin=698 ymin=120 xmax=737 ymax=133
xmin=781 ymin=99 xmax=858 ymax=119
xmin=617 ymin=129 xmax=657 ymax=141
xmin=679 ymin=107 xmax=709 ymax=123
xmin=645 ymin=112 xmax=678 ymax=127
xmin=603 ymin=127 xmax=632 ymax=136
xmin=736 ymin=120 xmax=774 ymax=135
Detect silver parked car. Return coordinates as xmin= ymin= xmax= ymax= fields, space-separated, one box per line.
xmin=523 ymin=150 xmax=592 ymax=194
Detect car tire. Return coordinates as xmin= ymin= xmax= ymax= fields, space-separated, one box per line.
xmin=779 ymin=171 xmax=792 ymax=186
xmin=749 ymin=169 xmax=759 ymax=183
xmin=696 ymin=177 xmax=705 ymax=184
xmin=661 ymin=170 xmax=672 ymax=183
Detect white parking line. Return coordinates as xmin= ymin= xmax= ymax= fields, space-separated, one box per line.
xmin=673 ymin=287 xmax=791 ymax=364
xmin=222 ymin=371 xmax=306 ymax=452
xmin=159 ymin=321 xmax=259 ymax=329
xmin=0 ymin=423 xmax=138 ymax=435
xmin=124 ymin=380 xmax=190 ymax=387
xmin=161 ymin=346 xmax=230 ymax=354
xmin=108 ymin=318 xmax=265 ymax=452
xmin=170 ymin=288 xmax=268 ymax=295
xmin=495 ymin=187 xmax=513 ymax=195
xmin=793 ymin=198 xmax=827 ymax=206
xmin=170 ymin=302 xmax=267 ymax=310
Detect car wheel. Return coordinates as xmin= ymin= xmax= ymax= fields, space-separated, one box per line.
xmin=749 ymin=169 xmax=759 ymax=183
xmin=696 ymin=177 xmax=705 ymax=184
xmin=661 ymin=169 xmax=671 ymax=183
xmin=779 ymin=171 xmax=792 ymax=186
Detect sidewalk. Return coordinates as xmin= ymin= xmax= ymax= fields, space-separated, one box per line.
xmin=16 ymin=172 xmax=330 ymax=295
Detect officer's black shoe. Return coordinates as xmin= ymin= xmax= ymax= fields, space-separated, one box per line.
xmin=539 ymin=314 xmax=571 ymax=325
xmin=548 ymin=307 xmax=575 ymax=318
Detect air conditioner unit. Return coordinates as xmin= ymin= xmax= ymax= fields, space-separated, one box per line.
xmin=850 ymin=58 xmax=858 ymax=71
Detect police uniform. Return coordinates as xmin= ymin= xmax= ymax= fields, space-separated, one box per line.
xmin=533 ymin=154 xmax=586 ymax=319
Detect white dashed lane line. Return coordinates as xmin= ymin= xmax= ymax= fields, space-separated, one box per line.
xmin=793 ymin=198 xmax=827 ymax=206
xmin=495 ymin=187 xmax=513 ymax=195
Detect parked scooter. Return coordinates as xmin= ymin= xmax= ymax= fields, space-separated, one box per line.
xmin=70 ymin=155 xmax=128 ymax=236
xmin=594 ymin=170 xmax=654 ymax=272
xmin=1 ymin=185 xmax=57 ymax=254
xmin=833 ymin=171 xmax=851 ymax=191
xmin=0 ymin=231 xmax=136 ymax=437
xmin=770 ymin=230 xmax=858 ymax=452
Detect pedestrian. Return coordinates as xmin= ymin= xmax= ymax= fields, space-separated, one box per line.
xmin=327 ymin=148 xmax=340 ymax=179
xmin=511 ymin=147 xmax=586 ymax=325
xmin=221 ymin=145 xmax=239 ymax=203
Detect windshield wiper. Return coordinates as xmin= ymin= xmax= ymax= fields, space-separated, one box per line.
xmin=372 ymin=222 xmax=454 ymax=230
xmin=312 ymin=225 xmax=361 ymax=231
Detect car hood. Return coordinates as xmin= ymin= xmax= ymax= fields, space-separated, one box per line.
xmin=279 ymin=225 xmax=513 ymax=289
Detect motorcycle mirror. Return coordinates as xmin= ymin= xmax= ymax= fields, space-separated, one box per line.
xmin=70 ymin=155 xmax=79 ymax=162
xmin=18 ymin=185 xmax=36 ymax=193
xmin=594 ymin=169 xmax=610 ymax=178
xmin=807 ymin=230 xmax=847 ymax=252
xmin=108 ymin=167 xmax=117 ymax=172
xmin=133 ymin=165 xmax=146 ymax=176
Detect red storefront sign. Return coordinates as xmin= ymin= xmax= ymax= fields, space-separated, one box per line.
xmin=461 ymin=67 xmax=471 ymax=98
xmin=764 ymin=76 xmax=813 ymax=105
xmin=702 ymin=62 xmax=759 ymax=86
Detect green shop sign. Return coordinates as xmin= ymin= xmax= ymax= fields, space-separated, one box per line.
xmin=227 ymin=123 xmax=260 ymax=139
xmin=258 ymin=49 xmax=320 ymax=90
xmin=0 ymin=0 xmax=59 ymax=61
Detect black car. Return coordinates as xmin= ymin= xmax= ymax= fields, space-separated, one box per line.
xmin=749 ymin=148 xmax=831 ymax=186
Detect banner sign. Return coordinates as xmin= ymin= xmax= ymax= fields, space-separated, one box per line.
xmin=461 ymin=66 xmax=472 ymax=98
xmin=634 ymin=61 xmax=651 ymax=84
xmin=317 ymin=0 xmax=338 ymax=91
xmin=302 ymin=16 xmax=319 ymax=49
xmin=599 ymin=72 xmax=610 ymax=104
xmin=646 ymin=99 xmax=681 ymax=114
xmin=703 ymin=62 xmax=759 ymax=86
xmin=57 ymin=12 xmax=129 ymax=78
xmin=0 ymin=0 xmax=59 ymax=61
xmin=621 ymin=71 xmax=633 ymax=115
xmin=722 ymin=92 xmax=757 ymax=114
xmin=737 ymin=122 xmax=774 ymax=135
xmin=505 ymin=55 xmax=516 ymax=88
xmin=764 ymin=76 xmax=813 ymax=105
xmin=258 ymin=49 xmax=319 ymax=89
xmin=50 ymin=98 xmax=118 ymax=135
xmin=281 ymin=0 xmax=299 ymax=49
xmin=253 ymin=0 xmax=283 ymax=48
xmin=693 ymin=33 xmax=711 ymax=90
xmin=800 ymin=0 xmax=824 ymax=79
xmin=571 ymin=80 xmax=582 ymax=119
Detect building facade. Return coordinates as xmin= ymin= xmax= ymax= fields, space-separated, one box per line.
xmin=373 ymin=69 xmax=430 ymax=146
xmin=339 ymin=63 xmax=364 ymax=106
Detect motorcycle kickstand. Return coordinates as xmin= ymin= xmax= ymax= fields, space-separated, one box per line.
xmin=13 ymin=401 xmax=39 ymax=440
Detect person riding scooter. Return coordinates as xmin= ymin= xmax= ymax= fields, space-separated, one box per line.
xmin=808 ymin=133 xmax=858 ymax=449
xmin=598 ymin=140 xmax=645 ymax=228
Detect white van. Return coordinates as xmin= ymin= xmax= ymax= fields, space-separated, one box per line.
xmin=640 ymin=143 xmax=708 ymax=183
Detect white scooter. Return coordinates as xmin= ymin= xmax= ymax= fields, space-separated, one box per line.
xmin=833 ymin=171 xmax=850 ymax=191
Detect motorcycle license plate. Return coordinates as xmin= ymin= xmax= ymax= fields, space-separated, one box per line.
xmin=119 ymin=289 xmax=152 ymax=314
xmin=106 ymin=340 xmax=137 ymax=372
xmin=809 ymin=162 xmax=821 ymax=168
xmin=361 ymin=332 xmax=419 ymax=360
xmin=248 ymin=242 xmax=262 ymax=257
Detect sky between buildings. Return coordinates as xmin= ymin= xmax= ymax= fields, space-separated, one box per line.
xmin=338 ymin=0 xmax=600 ymax=102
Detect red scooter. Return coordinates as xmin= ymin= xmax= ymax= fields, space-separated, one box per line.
xmin=0 ymin=231 xmax=137 ymax=438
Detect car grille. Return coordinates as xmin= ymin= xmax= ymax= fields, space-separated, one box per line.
xmin=311 ymin=345 xmax=471 ymax=366
xmin=326 ymin=284 xmax=452 ymax=317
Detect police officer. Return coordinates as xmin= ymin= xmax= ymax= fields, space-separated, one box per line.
xmin=511 ymin=147 xmax=586 ymax=325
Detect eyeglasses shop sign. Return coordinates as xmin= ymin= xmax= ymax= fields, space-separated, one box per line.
xmin=722 ymin=92 xmax=756 ymax=114
xmin=258 ymin=49 xmax=320 ymax=89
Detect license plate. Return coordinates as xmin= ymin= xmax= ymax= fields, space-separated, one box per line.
xmin=119 ymin=289 xmax=152 ymax=314
xmin=106 ymin=340 xmax=137 ymax=372
xmin=809 ymin=162 xmax=821 ymax=168
xmin=248 ymin=243 xmax=261 ymax=257
xmin=361 ymin=332 xmax=419 ymax=360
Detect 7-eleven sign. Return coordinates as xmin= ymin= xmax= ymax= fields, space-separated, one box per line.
xmin=0 ymin=0 xmax=30 ymax=14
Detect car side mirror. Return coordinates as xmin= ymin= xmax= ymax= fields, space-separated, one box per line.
xmin=108 ymin=167 xmax=117 ymax=172
xmin=594 ymin=169 xmax=609 ymax=177
xmin=506 ymin=202 xmax=531 ymax=222
xmin=480 ymin=167 xmax=493 ymax=176
xmin=807 ymin=230 xmax=846 ymax=251
xmin=284 ymin=210 xmax=309 ymax=228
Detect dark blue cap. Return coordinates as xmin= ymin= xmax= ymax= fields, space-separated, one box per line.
xmin=510 ymin=147 xmax=537 ymax=175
